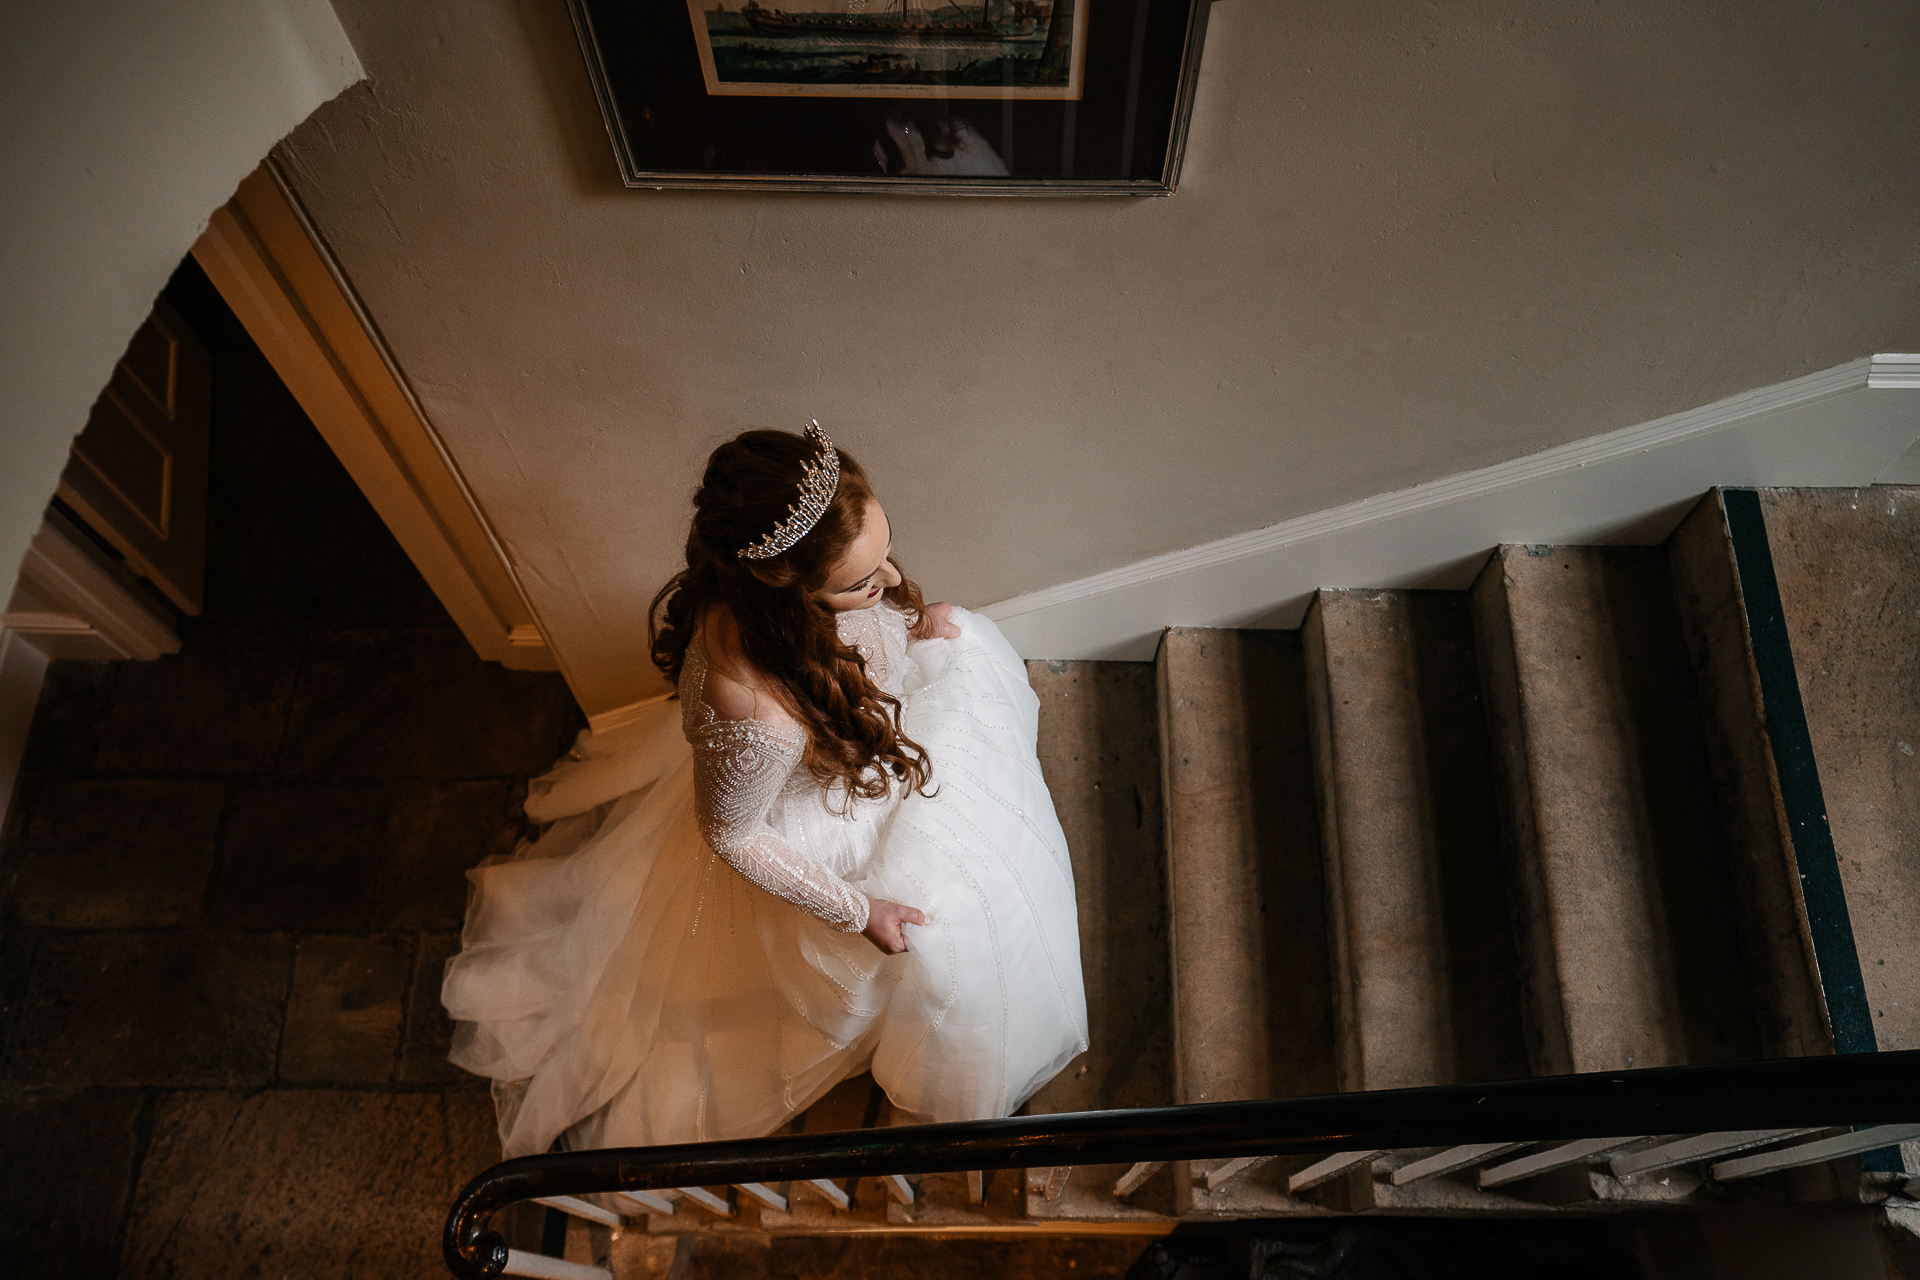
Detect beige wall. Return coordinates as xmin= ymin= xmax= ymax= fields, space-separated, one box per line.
xmin=279 ymin=0 xmax=1920 ymax=715
xmin=1 ymin=2 xmax=362 ymax=614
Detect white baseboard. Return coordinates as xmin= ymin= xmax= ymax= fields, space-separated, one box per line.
xmin=3 ymin=512 xmax=181 ymax=661
xmin=1878 ymin=437 xmax=1920 ymax=485
xmin=586 ymin=690 xmax=675 ymax=736
xmin=980 ymin=355 xmax=1920 ymax=661
xmin=1 ymin=512 xmax=182 ymax=831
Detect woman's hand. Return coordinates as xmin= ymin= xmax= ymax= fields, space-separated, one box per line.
xmin=911 ymin=602 xmax=961 ymax=641
xmin=862 ymin=898 xmax=929 ymax=954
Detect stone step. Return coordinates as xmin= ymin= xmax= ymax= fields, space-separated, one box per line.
xmin=1156 ymin=628 xmax=1336 ymax=1219
xmin=1156 ymin=628 xmax=1336 ymax=1108
xmin=1301 ymin=589 xmax=1528 ymax=1093
xmin=1023 ymin=660 xmax=1179 ymax=1221
xmin=1470 ymin=544 xmax=1763 ymax=1075
xmin=1757 ymin=485 xmax=1920 ymax=1060
xmin=1022 ymin=660 xmax=1177 ymax=1115
xmin=1665 ymin=491 xmax=1832 ymax=1060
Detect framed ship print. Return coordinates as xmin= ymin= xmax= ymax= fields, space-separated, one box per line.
xmin=564 ymin=0 xmax=1213 ymax=194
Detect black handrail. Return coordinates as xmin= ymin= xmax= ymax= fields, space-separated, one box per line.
xmin=444 ymin=1049 xmax=1920 ymax=1277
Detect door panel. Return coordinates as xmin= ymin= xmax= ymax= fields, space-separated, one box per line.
xmin=58 ymin=295 xmax=209 ymax=614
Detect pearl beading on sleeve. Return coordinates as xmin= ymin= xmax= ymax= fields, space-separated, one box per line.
xmin=681 ymin=643 xmax=871 ymax=933
xmin=836 ymin=601 xmax=910 ymax=698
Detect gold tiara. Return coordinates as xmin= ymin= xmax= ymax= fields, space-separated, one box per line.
xmin=737 ymin=421 xmax=841 ymax=561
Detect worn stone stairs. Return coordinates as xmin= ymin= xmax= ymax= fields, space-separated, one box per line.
xmin=528 ymin=486 xmax=1920 ymax=1277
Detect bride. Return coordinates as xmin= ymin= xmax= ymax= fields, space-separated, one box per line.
xmin=443 ymin=422 xmax=1089 ymax=1158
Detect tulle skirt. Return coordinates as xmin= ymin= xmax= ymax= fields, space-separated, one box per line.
xmin=443 ymin=608 xmax=1089 ymax=1158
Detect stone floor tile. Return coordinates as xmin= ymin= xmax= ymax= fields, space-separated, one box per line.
xmin=94 ymin=618 xmax=302 ymax=775
xmin=402 ymin=933 xmax=480 ymax=1086
xmin=0 ymin=771 xmax=47 ymax=863
xmin=209 ymin=782 xmax=387 ymax=931
xmin=375 ymin=779 xmax=522 ymax=931
xmin=280 ymin=628 xmax=580 ymax=780
xmin=16 ymin=659 xmax=113 ymax=775
xmin=0 ymin=919 xmax=36 ymax=1080
xmin=443 ymin=1089 xmax=541 ymax=1250
xmin=121 ymin=1089 xmax=497 ymax=1279
xmin=610 ymin=1233 xmax=1157 ymax=1280
xmin=446 ymin=1088 xmax=506 ymax=1167
xmin=8 ymin=931 xmax=291 ymax=1088
xmin=0 ymin=1091 xmax=145 ymax=1279
xmin=6 ymin=779 xmax=224 ymax=928
xmin=280 ymin=934 xmax=411 ymax=1084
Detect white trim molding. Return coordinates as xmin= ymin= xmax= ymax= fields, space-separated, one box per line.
xmin=1868 ymin=353 xmax=1920 ymax=389
xmin=586 ymin=691 xmax=675 ymax=736
xmin=191 ymin=161 xmax=564 ymax=678
xmin=982 ymin=355 xmax=1920 ymax=661
xmin=4 ymin=513 xmax=181 ymax=662
xmin=2 ymin=512 xmax=186 ymax=831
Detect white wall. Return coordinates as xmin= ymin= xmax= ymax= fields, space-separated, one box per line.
xmin=0 ymin=1 xmax=363 ymax=611
xmin=986 ymin=359 xmax=1920 ymax=660
xmin=278 ymin=0 xmax=1920 ymax=716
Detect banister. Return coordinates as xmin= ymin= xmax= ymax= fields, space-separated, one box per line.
xmin=444 ymin=1049 xmax=1920 ymax=1277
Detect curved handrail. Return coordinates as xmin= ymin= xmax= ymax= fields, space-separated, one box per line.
xmin=444 ymin=1049 xmax=1920 ymax=1277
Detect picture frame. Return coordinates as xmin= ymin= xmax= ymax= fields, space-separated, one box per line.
xmin=564 ymin=0 xmax=1214 ymax=195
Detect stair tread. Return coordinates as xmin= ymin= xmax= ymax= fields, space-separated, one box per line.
xmin=1667 ymin=493 xmax=1834 ymax=1060
xmin=1023 ymin=661 xmax=1175 ymax=1117
xmin=1158 ymin=629 xmax=1336 ymax=1106
xmin=1761 ymin=486 xmax=1920 ymax=1054
xmin=1472 ymin=545 xmax=1761 ymax=1075
xmin=1304 ymin=589 xmax=1527 ymax=1092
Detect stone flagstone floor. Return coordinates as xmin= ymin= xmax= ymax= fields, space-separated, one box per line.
xmin=0 ymin=257 xmax=580 ymax=1278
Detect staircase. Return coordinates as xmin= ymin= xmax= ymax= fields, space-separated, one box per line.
xmin=505 ymin=485 xmax=1920 ymax=1277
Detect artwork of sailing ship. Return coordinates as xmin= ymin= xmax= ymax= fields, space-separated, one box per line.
xmin=686 ymin=0 xmax=1088 ymax=98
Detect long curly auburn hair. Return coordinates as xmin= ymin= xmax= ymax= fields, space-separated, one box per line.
xmin=650 ymin=429 xmax=933 ymax=802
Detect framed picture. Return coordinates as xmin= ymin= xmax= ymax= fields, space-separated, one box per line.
xmin=565 ymin=0 xmax=1213 ymax=194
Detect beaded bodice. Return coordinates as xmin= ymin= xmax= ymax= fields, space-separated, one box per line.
xmin=679 ymin=602 xmax=912 ymax=933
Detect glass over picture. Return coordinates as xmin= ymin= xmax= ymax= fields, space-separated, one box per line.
xmin=687 ymin=0 xmax=1089 ymax=98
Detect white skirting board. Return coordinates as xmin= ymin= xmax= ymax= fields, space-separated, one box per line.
xmin=0 ymin=512 xmax=184 ymax=829
xmin=981 ymin=355 xmax=1920 ymax=661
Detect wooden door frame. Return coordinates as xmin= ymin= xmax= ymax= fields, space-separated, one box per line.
xmin=192 ymin=159 xmax=568 ymax=680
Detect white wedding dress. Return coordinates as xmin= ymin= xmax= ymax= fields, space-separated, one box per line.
xmin=443 ymin=602 xmax=1089 ymax=1158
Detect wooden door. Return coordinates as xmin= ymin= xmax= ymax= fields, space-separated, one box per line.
xmin=57 ymin=295 xmax=210 ymax=614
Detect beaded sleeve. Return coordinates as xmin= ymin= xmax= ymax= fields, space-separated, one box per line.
xmin=681 ymin=646 xmax=870 ymax=934
xmin=837 ymin=600 xmax=910 ymax=698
